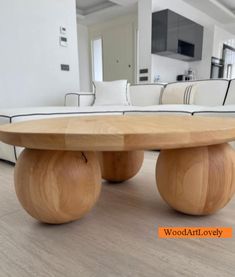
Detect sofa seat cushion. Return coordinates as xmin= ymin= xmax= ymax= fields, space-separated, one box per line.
xmin=0 ymin=105 xmax=141 ymax=163
xmin=0 ymin=106 xmax=141 ymax=124
xmin=193 ymin=105 xmax=235 ymax=117
xmin=224 ymin=79 xmax=235 ymax=105
xmin=124 ymin=105 xmax=207 ymax=115
xmin=0 ymin=106 xmax=83 ymax=119
xmin=193 ymin=105 xmax=235 ymax=149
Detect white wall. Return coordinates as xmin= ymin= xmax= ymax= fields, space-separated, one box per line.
xmin=0 ymin=0 xmax=79 ymax=108
xmin=190 ymin=25 xmax=235 ymax=80
xmin=213 ymin=26 xmax=235 ymax=58
xmin=138 ymin=0 xmax=152 ymax=83
xmin=77 ymin=23 xmax=91 ymax=91
xmin=189 ymin=27 xmax=214 ymax=80
xmin=151 ymin=55 xmax=189 ymax=83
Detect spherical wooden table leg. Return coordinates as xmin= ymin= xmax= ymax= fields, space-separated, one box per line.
xmin=14 ymin=149 xmax=101 ymax=224
xmin=156 ymin=143 xmax=235 ymax=215
xmin=98 ymin=151 xmax=144 ymax=182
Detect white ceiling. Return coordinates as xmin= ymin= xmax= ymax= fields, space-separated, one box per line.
xmin=182 ymin=0 xmax=235 ymax=24
xmin=76 ymin=0 xmax=110 ymax=10
xmin=219 ymin=0 xmax=235 ymax=12
xmin=76 ymin=0 xmax=116 ymax=15
xmin=77 ymin=0 xmax=235 ymax=34
xmin=76 ymin=0 xmax=137 ymax=25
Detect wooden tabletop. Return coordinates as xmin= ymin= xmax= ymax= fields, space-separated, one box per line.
xmin=1 ymin=115 xmax=235 ymax=151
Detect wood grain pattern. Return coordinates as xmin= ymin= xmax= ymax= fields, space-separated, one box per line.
xmin=99 ymin=151 xmax=144 ymax=182
xmin=1 ymin=115 xmax=235 ymax=151
xmin=156 ymin=143 xmax=235 ymax=215
xmin=14 ymin=149 xmax=101 ymax=224
xmin=1 ymin=153 xmax=235 ymax=276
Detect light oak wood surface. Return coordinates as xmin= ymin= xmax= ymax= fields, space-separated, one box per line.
xmin=1 ymin=115 xmax=235 ymax=150
xmin=99 ymin=151 xmax=144 ymax=182
xmin=14 ymin=149 xmax=101 ymax=224
xmin=1 ymin=115 xmax=235 ymax=221
xmin=156 ymin=143 xmax=235 ymax=215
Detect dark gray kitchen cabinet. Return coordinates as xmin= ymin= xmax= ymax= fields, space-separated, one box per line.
xmin=167 ymin=10 xmax=178 ymax=53
xmin=151 ymin=9 xmax=167 ymax=53
xmin=193 ymin=23 xmax=203 ymax=60
xmin=178 ymin=17 xmax=195 ymax=44
xmin=152 ymin=9 xmax=203 ymax=61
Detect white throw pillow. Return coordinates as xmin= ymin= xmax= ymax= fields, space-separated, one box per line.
xmin=93 ymin=80 xmax=130 ymax=106
xmin=160 ymin=84 xmax=197 ymax=105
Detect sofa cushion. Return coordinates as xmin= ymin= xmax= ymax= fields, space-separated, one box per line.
xmin=224 ymin=79 xmax=235 ymax=105
xmin=164 ymin=80 xmax=229 ymax=106
xmin=0 ymin=114 xmax=16 ymax=162
xmin=93 ymin=80 xmax=129 ymax=106
xmin=193 ymin=105 xmax=235 ymax=117
xmin=129 ymin=84 xmax=164 ymax=106
xmin=193 ymin=105 xmax=235 ymax=149
xmin=65 ymin=84 xmax=165 ymax=107
xmin=161 ymin=84 xmax=197 ymax=105
xmin=124 ymin=105 xmax=207 ymax=116
xmin=0 ymin=105 xmax=141 ymax=162
xmin=0 ymin=106 xmax=140 ymax=124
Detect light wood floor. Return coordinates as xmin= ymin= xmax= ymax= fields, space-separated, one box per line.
xmin=0 ymin=151 xmax=234 ymax=277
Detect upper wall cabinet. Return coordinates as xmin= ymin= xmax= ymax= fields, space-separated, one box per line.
xmin=152 ymin=9 xmax=203 ymax=61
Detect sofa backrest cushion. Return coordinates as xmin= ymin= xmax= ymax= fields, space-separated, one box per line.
xmin=224 ymin=79 xmax=235 ymax=105
xmin=163 ymin=80 xmax=229 ymax=106
xmin=161 ymin=84 xmax=197 ymax=105
xmin=93 ymin=80 xmax=130 ymax=106
xmin=129 ymin=84 xmax=164 ymax=106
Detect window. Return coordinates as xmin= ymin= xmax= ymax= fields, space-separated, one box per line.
xmin=91 ymin=38 xmax=103 ymax=82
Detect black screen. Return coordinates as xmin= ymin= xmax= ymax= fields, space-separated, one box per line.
xmin=178 ymin=40 xmax=195 ymax=58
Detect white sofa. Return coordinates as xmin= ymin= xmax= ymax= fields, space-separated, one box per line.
xmin=1 ymin=78 xmax=235 ymax=163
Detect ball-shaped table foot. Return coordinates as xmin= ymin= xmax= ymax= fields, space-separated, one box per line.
xmin=14 ymin=149 xmax=101 ymax=224
xmin=99 ymin=151 xmax=144 ymax=182
xmin=156 ymin=143 xmax=235 ymax=215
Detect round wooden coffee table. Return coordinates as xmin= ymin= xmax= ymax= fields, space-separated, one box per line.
xmin=0 ymin=115 xmax=235 ymax=224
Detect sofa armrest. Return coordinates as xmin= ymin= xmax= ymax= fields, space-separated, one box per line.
xmin=64 ymin=92 xmax=95 ymax=107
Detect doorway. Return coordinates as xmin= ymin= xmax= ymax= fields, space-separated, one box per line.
xmin=91 ymin=37 xmax=103 ymax=82
xmin=90 ymin=18 xmax=136 ymax=84
xmin=102 ymin=23 xmax=134 ymax=83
